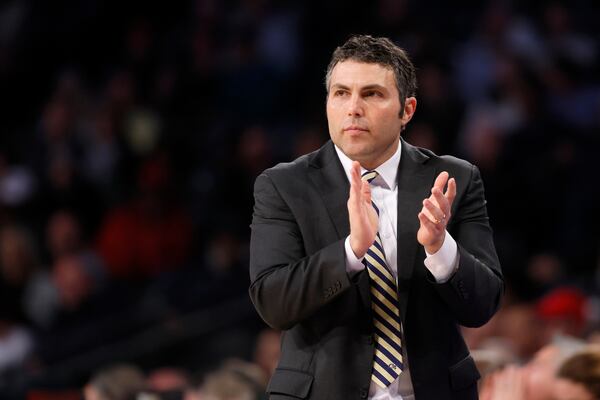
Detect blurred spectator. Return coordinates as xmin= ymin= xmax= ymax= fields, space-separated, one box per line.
xmin=472 ymin=346 xmax=516 ymax=396
xmin=497 ymin=303 xmax=543 ymax=361
xmin=255 ymin=4 xmax=302 ymax=76
xmin=23 ymin=209 xmax=106 ymax=330
xmin=452 ymin=3 xmax=508 ymax=103
xmin=79 ymin=105 xmax=124 ymax=196
xmin=199 ymin=368 xmax=256 ymax=400
xmin=46 ymin=209 xmax=84 ymax=261
xmin=526 ymin=252 xmax=565 ymax=296
xmin=97 ymin=155 xmax=193 ymax=279
xmin=0 ymin=153 xmax=36 ymax=208
xmin=83 ymin=364 xmax=146 ymax=400
xmin=459 ymin=106 xmax=507 ymax=173
xmin=543 ymin=3 xmax=597 ymax=71
xmin=555 ymin=346 xmax=600 ymax=400
xmin=147 ymin=367 xmax=189 ymax=390
xmin=0 ymin=304 xmax=33 ymax=375
xmin=252 ymin=329 xmax=279 ymax=384
xmin=480 ymin=364 xmax=525 ymax=400
xmin=521 ymin=342 xmax=568 ymax=400
xmin=0 ymin=220 xmax=34 ymax=379
xmin=536 ymin=286 xmax=589 ymax=342
xmin=30 ymin=96 xmax=104 ymax=235
xmin=52 ymin=253 xmax=105 ymax=312
xmin=221 ymin=358 xmax=267 ymax=394
xmin=124 ymin=109 xmax=162 ymax=158
xmin=0 ymin=225 xmax=40 ymax=323
xmin=204 ymin=231 xmax=244 ymax=279
xmin=103 ymin=71 xmax=136 ymax=125
xmin=33 ymin=251 xmax=112 ymax=365
xmin=464 ymin=302 xmax=540 ymax=362
xmin=481 ymin=335 xmax=586 ymax=400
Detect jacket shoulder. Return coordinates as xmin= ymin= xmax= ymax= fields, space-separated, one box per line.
xmin=265 ymin=153 xmax=312 ymax=178
xmin=259 ymin=142 xmax=331 ymax=184
xmin=415 ymin=145 xmax=475 ymax=175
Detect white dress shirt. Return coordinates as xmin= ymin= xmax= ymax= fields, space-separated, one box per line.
xmin=334 ymin=140 xmax=459 ymax=400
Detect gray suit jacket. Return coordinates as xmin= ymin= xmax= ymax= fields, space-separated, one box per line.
xmin=249 ymin=139 xmax=503 ymax=399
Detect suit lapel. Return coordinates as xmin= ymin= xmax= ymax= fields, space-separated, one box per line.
xmin=396 ymin=139 xmax=435 ymax=322
xmin=308 ymin=141 xmax=350 ymax=239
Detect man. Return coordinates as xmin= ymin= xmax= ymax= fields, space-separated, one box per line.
xmin=249 ymin=35 xmax=503 ymax=399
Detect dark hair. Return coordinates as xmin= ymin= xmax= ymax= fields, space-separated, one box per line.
xmin=325 ymin=34 xmax=418 ymax=114
xmin=557 ymin=347 xmax=600 ymax=398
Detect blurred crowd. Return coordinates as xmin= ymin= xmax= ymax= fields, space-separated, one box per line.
xmin=0 ymin=0 xmax=599 ymax=399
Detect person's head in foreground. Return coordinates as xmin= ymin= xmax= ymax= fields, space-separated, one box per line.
xmin=555 ymin=346 xmax=600 ymax=400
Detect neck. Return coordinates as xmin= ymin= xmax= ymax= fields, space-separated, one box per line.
xmin=358 ymin=139 xmax=399 ymax=170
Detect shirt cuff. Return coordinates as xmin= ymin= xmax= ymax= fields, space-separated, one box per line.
xmin=344 ymin=236 xmax=365 ymax=276
xmin=424 ymin=231 xmax=459 ymax=283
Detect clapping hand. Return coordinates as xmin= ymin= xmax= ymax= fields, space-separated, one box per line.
xmin=347 ymin=161 xmax=378 ymax=259
xmin=417 ymin=171 xmax=456 ymax=254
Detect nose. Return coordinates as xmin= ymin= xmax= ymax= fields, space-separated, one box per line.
xmin=347 ymin=93 xmax=364 ymax=117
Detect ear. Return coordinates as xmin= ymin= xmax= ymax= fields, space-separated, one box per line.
xmin=400 ymin=97 xmax=417 ymax=125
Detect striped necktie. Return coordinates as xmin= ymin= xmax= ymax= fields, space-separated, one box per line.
xmin=361 ymin=170 xmax=404 ymax=388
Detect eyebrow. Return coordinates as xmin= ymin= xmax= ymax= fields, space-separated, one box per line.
xmin=330 ymin=83 xmax=388 ymax=91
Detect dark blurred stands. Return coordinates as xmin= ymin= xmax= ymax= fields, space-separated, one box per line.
xmin=0 ymin=0 xmax=599 ymax=399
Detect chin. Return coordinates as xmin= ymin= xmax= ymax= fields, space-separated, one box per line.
xmin=339 ymin=143 xmax=371 ymax=160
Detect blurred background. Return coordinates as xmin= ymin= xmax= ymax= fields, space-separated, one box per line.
xmin=0 ymin=0 xmax=599 ymax=399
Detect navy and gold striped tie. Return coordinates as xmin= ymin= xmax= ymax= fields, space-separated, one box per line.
xmin=361 ymin=170 xmax=404 ymax=388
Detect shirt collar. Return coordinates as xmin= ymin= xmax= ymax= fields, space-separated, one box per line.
xmin=334 ymin=140 xmax=402 ymax=189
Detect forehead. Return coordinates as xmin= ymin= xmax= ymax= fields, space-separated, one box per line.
xmin=329 ymin=60 xmax=396 ymax=89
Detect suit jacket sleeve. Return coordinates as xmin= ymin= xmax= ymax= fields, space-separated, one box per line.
xmin=249 ymin=172 xmax=353 ymax=330
xmin=431 ymin=163 xmax=503 ymax=328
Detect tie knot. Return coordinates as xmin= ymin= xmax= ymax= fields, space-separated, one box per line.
xmin=361 ymin=170 xmax=379 ymax=183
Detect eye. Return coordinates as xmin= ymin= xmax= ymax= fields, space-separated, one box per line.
xmin=333 ymin=89 xmax=348 ymax=97
xmin=364 ymin=90 xmax=382 ymax=98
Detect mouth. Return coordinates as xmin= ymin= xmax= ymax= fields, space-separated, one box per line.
xmin=343 ymin=126 xmax=369 ymax=135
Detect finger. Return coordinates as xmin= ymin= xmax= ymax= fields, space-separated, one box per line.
xmin=418 ymin=211 xmax=442 ymax=232
xmin=350 ymin=162 xmax=362 ymax=198
xmin=445 ymin=177 xmax=456 ymax=207
xmin=428 ymin=171 xmax=449 ymax=209
xmin=433 ymin=171 xmax=449 ymax=191
xmin=348 ymin=164 xmax=363 ymax=212
xmin=361 ymin=180 xmax=372 ymax=205
xmin=351 ymin=161 xmax=360 ymax=184
xmin=421 ymin=205 xmax=436 ymax=222
xmin=423 ymin=199 xmax=446 ymax=223
xmin=431 ymin=187 xmax=450 ymax=217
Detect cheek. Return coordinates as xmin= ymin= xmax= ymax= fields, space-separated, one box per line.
xmin=326 ymin=112 xmax=344 ymax=137
xmin=326 ymin=120 xmax=339 ymax=141
xmin=375 ymin=111 xmax=403 ymax=131
xmin=326 ymin=99 xmax=342 ymax=116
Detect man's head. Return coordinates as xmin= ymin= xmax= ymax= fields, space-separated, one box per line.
xmin=325 ymin=35 xmax=417 ymax=114
xmin=325 ymin=35 xmax=418 ymax=169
